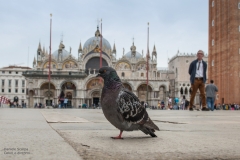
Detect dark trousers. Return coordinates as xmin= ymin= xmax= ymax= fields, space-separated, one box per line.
xmin=190 ymin=79 xmax=206 ymax=108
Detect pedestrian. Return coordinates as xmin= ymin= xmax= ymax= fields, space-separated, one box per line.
xmin=64 ymin=97 xmax=68 ymax=108
xmin=205 ymin=80 xmax=218 ymax=111
xmin=157 ymin=102 xmax=160 ymax=109
xmin=225 ymin=104 xmax=228 ymax=110
xmin=181 ymin=95 xmax=186 ymax=110
xmin=188 ymin=50 xmax=209 ymax=111
xmin=168 ymin=96 xmax=172 ymax=109
xmin=59 ymin=91 xmax=65 ymax=108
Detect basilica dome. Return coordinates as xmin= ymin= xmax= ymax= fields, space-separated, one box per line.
xmin=52 ymin=49 xmax=70 ymax=60
xmin=124 ymin=51 xmax=143 ymax=59
xmin=83 ymin=27 xmax=112 ymax=55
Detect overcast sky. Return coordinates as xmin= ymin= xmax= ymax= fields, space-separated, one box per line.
xmin=0 ymin=0 xmax=208 ymax=68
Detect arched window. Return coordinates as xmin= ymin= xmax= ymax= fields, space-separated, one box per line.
xmin=212 ymin=60 xmax=214 ymax=66
xmin=212 ymin=1 xmax=214 ymax=7
xmin=180 ymin=87 xmax=183 ymax=95
xmin=189 ymin=88 xmax=192 ymax=95
xmin=185 ymin=88 xmax=188 ymax=95
xmin=175 ymin=68 xmax=178 ymax=78
xmin=238 ymin=2 xmax=240 ymax=9
xmin=212 ymin=20 xmax=214 ymax=26
xmin=212 ymin=39 xmax=214 ymax=46
xmin=121 ymin=72 xmax=125 ymax=77
xmin=141 ymin=73 xmax=144 ymax=77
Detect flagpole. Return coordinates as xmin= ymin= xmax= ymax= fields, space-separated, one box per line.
xmin=48 ymin=14 xmax=52 ymax=107
xmin=100 ymin=19 xmax=102 ymax=68
xmin=146 ymin=22 xmax=149 ymax=107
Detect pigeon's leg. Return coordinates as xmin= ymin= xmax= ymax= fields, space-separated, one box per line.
xmin=111 ymin=130 xmax=123 ymax=139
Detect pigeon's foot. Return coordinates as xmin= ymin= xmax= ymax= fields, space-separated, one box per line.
xmin=111 ymin=136 xmax=123 ymax=139
xmin=111 ymin=130 xmax=123 ymax=139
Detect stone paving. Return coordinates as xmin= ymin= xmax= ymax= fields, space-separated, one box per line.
xmin=1 ymin=108 xmax=240 ymax=160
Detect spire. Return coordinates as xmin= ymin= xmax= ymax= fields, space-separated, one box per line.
xmin=130 ymin=41 xmax=136 ymax=57
xmin=95 ymin=26 xmax=101 ymax=37
xmin=78 ymin=41 xmax=82 ymax=53
xmin=42 ymin=46 xmax=45 ymax=55
xmin=59 ymin=41 xmax=65 ymax=49
xmin=38 ymin=42 xmax=42 ymax=51
xmin=130 ymin=42 xmax=136 ymax=52
xmin=112 ymin=43 xmax=116 ymax=53
xmin=152 ymin=45 xmax=157 ymax=54
xmin=33 ymin=57 xmax=36 ymax=63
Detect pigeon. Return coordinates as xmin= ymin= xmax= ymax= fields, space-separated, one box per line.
xmin=96 ymin=66 xmax=159 ymax=139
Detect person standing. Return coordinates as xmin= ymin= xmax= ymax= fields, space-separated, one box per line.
xmin=64 ymin=97 xmax=68 ymax=108
xmin=59 ymin=91 xmax=65 ymax=108
xmin=188 ymin=50 xmax=209 ymax=111
xmin=205 ymin=80 xmax=218 ymax=111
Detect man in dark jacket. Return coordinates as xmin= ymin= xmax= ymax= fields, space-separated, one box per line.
xmin=188 ymin=50 xmax=209 ymax=111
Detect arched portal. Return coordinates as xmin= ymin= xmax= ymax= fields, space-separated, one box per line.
xmin=123 ymin=83 xmax=132 ymax=91
xmin=159 ymin=86 xmax=166 ymax=101
xmin=40 ymin=82 xmax=56 ymax=106
xmin=91 ymin=91 xmax=101 ymax=107
xmin=137 ymin=84 xmax=152 ymax=103
xmin=61 ymin=82 xmax=76 ymax=107
xmin=28 ymin=90 xmax=34 ymax=108
xmin=85 ymin=57 xmax=108 ymax=70
xmin=86 ymin=78 xmax=103 ymax=107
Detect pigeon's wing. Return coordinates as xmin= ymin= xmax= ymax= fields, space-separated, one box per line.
xmin=116 ymin=89 xmax=149 ymax=124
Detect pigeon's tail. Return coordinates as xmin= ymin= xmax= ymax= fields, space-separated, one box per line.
xmin=139 ymin=126 xmax=157 ymax=137
xmin=144 ymin=119 xmax=160 ymax=131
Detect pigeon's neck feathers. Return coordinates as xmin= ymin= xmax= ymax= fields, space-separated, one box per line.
xmin=104 ymin=71 xmax=122 ymax=90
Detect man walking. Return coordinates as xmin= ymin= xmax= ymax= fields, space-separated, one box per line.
xmin=205 ymin=80 xmax=218 ymax=111
xmin=188 ymin=50 xmax=209 ymax=111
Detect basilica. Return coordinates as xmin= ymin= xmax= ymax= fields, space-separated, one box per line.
xmin=23 ymin=27 xmax=171 ymax=108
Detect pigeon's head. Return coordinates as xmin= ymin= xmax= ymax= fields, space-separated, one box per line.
xmin=96 ymin=66 xmax=121 ymax=82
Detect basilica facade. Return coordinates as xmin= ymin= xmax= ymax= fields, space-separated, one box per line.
xmin=23 ymin=27 xmax=170 ymax=108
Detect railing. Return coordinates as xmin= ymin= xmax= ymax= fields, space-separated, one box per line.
xmin=23 ymin=69 xmax=170 ymax=81
xmin=22 ymin=70 xmax=88 ymax=78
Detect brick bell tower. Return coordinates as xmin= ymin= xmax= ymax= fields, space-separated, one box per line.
xmin=208 ymin=0 xmax=240 ymax=104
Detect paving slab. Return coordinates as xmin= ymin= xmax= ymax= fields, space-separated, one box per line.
xmin=41 ymin=110 xmax=90 ymax=123
xmin=0 ymin=108 xmax=82 ymax=160
xmin=48 ymin=109 xmax=240 ymax=160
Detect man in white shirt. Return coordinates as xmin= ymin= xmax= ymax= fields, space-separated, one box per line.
xmin=188 ymin=50 xmax=209 ymax=111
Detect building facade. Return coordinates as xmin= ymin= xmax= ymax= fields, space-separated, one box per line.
xmin=0 ymin=66 xmax=31 ymax=105
xmin=23 ymin=27 xmax=171 ymax=108
xmin=208 ymin=0 xmax=240 ymax=104
xmin=168 ymin=50 xmax=208 ymax=104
